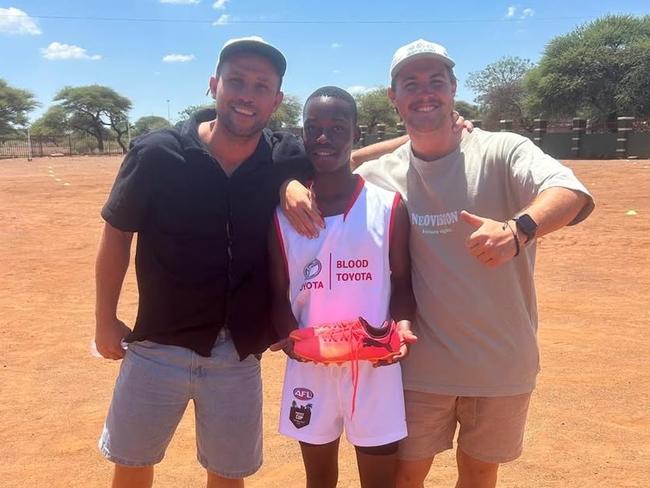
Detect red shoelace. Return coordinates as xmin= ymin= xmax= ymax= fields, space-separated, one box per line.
xmin=316 ymin=322 xmax=369 ymax=417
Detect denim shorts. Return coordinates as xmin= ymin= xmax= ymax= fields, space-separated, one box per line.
xmin=98 ymin=333 xmax=263 ymax=478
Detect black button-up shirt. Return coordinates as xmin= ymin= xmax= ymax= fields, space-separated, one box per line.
xmin=101 ymin=109 xmax=311 ymax=358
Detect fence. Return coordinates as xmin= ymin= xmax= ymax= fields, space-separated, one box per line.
xmin=0 ymin=133 xmax=127 ymax=159
xmin=3 ymin=117 xmax=650 ymax=160
xmin=356 ymin=117 xmax=650 ymax=159
xmin=489 ymin=117 xmax=650 ymax=159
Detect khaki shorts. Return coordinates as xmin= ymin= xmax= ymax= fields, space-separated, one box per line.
xmin=399 ymin=390 xmax=532 ymax=464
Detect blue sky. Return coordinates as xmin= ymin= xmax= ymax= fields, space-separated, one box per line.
xmin=1 ymin=1 xmax=648 ymax=124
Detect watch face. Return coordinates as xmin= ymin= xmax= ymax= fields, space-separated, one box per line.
xmin=515 ymin=214 xmax=538 ymax=239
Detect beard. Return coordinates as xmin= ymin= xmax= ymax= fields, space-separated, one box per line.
xmin=216 ymin=106 xmax=268 ymax=139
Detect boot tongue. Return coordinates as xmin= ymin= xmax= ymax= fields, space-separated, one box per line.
xmin=358 ymin=317 xmax=391 ymax=338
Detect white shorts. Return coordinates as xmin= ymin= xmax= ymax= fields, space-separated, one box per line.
xmin=279 ymin=358 xmax=407 ymax=447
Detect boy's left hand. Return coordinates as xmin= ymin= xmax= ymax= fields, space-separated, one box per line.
xmin=374 ymin=322 xmax=417 ymax=367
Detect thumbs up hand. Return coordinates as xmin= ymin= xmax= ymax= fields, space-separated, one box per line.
xmin=460 ymin=210 xmax=519 ymax=268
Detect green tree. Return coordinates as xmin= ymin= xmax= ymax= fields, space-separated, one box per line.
xmin=0 ymin=79 xmax=38 ymax=136
xmin=524 ymin=15 xmax=650 ymax=122
xmin=268 ymin=95 xmax=302 ymax=130
xmin=29 ymin=106 xmax=73 ymax=147
xmin=54 ymin=85 xmax=132 ymax=152
xmin=177 ymin=104 xmax=213 ymax=123
xmin=466 ymin=56 xmax=534 ymax=128
xmin=454 ymin=101 xmax=481 ymax=120
xmin=132 ymin=115 xmax=171 ymax=137
xmin=355 ymin=88 xmax=399 ymax=133
xmin=30 ymin=106 xmax=70 ymax=136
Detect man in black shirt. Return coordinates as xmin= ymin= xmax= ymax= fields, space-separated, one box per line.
xmin=95 ymin=37 xmax=310 ymax=488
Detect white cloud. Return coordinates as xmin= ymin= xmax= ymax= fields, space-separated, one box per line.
xmin=213 ymin=14 xmax=230 ymax=25
xmin=505 ymin=6 xmax=516 ymax=18
xmin=331 ymin=42 xmax=342 ymax=49
xmin=160 ymin=0 xmax=200 ymax=4
xmin=333 ymin=69 xmax=341 ymax=74
xmin=0 ymin=7 xmax=41 ymax=35
xmin=162 ymin=53 xmax=195 ymax=62
xmin=41 ymin=42 xmax=101 ymax=60
xmin=213 ymin=0 xmax=229 ymax=9
xmin=346 ymin=85 xmax=377 ymax=96
xmin=521 ymin=8 xmax=535 ymax=18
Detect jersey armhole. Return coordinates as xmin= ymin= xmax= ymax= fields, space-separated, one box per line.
xmin=388 ymin=192 xmax=402 ymax=245
xmin=273 ymin=211 xmax=290 ymax=279
xmin=388 ymin=192 xmax=402 ymax=272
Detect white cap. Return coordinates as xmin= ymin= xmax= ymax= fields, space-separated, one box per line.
xmin=390 ymin=39 xmax=455 ymax=81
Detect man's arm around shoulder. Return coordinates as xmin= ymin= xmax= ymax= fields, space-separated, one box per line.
xmin=350 ymin=135 xmax=409 ymax=171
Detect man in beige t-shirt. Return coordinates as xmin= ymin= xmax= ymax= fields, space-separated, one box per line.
xmin=352 ymin=40 xmax=594 ymax=488
xmin=284 ymin=39 xmax=594 ymax=487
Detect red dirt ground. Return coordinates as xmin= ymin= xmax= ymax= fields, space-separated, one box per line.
xmin=0 ymin=156 xmax=648 ymax=487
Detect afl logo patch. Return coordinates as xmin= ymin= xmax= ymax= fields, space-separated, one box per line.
xmin=293 ymin=387 xmax=314 ymax=401
xmin=303 ymin=259 xmax=322 ymax=280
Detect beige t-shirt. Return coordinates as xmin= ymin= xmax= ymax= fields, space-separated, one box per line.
xmin=356 ymin=129 xmax=593 ymax=396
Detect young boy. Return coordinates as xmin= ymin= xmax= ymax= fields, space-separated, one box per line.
xmin=268 ymin=86 xmax=416 ymax=488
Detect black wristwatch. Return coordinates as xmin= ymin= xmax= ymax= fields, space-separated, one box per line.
xmin=513 ymin=214 xmax=538 ymax=244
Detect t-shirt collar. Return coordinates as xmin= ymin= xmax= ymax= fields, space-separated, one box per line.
xmin=407 ymin=131 xmax=473 ymax=172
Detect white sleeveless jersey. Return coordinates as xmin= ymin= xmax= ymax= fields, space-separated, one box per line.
xmin=276 ymin=177 xmax=407 ymax=446
xmin=274 ymin=176 xmax=401 ymax=328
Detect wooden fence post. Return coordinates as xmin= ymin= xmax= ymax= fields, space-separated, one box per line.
xmin=376 ymin=124 xmax=386 ymax=142
xmin=27 ymin=128 xmax=32 ymax=161
xmin=571 ymin=118 xmax=586 ymax=158
xmin=533 ymin=119 xmax=547 ymax=147
xmin=499 ymin=119 xmax=512 ymax=132
xmin=616 ymin=116 xmax=634 ymax=159
xmin=359 ymin=125 xmax=368 ymax=146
